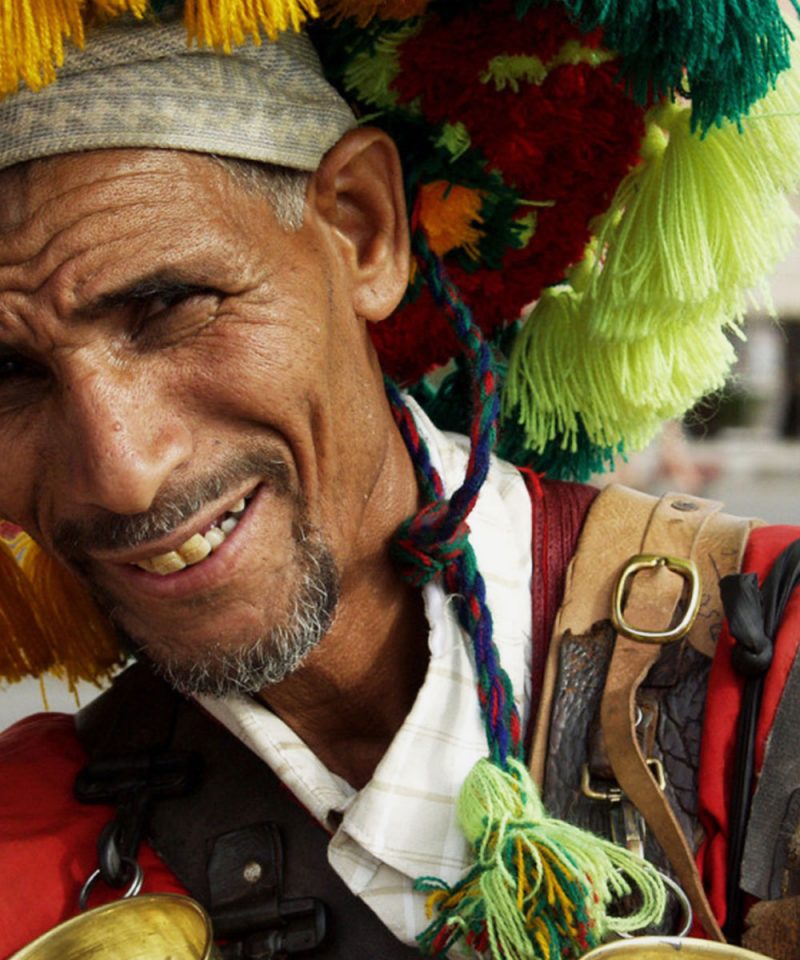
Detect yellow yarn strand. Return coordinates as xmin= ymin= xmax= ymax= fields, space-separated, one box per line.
xmin=184 ymin=0 xmax=319 ymax=50
xmin=0 ymin=533 xmax=124 ymax=690
xmin=0 ymin=0 xmax=85 ymax=95
xmin=0 ymin=539 xmax=53 ymax=681
xmin=19 ymin=538 xmax=125 ymax=690
xmin=90 ymin=0 xmax=148 ymax=19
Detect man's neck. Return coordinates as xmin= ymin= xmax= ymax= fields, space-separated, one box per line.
xmin=258 ymin=571 xmax=429 ymax=789
xmin=256 ymin=410 xmax=430 ymax=789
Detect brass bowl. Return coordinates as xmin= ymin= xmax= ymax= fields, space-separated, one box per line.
xmin=10 ymin=894 xmax=219 ymax=960
xmin=582 ymin=936 xmax=771 ymax=960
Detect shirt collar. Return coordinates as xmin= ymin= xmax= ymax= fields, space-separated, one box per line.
xmin=197 ymin=397 xmax=532 ymax=883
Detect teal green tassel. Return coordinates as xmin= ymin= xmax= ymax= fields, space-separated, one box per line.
xmin=545 ymin=0 xmax=799 ymax=132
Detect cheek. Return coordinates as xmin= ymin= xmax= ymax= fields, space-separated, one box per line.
xmin=185 ymin=301 xmax=338 ymax=423
xmin=0 ymin=420 xmax=50 ymax=531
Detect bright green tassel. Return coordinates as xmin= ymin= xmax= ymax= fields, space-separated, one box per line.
xmin=503 ymin=275 xmax=738 ymax=456
xmin=503 ymin=46 xmax=800 ymax=464
xmin=341 ymin=22 xmax=421 ymax=108
xmin=584 ymin=84 xmax=800 ymax=343
xmin=416 ymin=758 xmax=666 ymax=959
xmin=551 ymin=0 xmax=800 ymax=132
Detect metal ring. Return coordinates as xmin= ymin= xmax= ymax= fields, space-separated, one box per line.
xmin=79 ymin=858 xmax=144 ymax=912
xmin=616 ymin=869 xmax=693 ymax=940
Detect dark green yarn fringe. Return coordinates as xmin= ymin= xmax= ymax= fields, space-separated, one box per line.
xmin=527 ymin=0 xmax=800 ymax=133
xmin=409 ymin=353 xmax=622 ymax=482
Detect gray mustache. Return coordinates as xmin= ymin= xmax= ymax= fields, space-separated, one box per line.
xmin=54 ymin=450 xmax=291 ymax=560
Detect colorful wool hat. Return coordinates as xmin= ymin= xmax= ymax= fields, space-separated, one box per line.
xmin=2 ymin=1 xmax=800 ymax=956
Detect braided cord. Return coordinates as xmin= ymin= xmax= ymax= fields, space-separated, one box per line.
xmin=389 ymin=235 xmax=522 ymax=766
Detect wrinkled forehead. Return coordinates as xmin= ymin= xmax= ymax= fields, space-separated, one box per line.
xmin=0 ymin=149 xmax=252 ymax=238
xmin=0 ymin=20 xmax=356 ymax=174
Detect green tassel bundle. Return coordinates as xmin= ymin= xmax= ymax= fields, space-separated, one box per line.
xmin=547 ymin=0 xmax=800 ymax=132
xmin=416 ymin=758 xmax=667 ymax=958
xmin=504 ymin=48 xmax=800 ymax=463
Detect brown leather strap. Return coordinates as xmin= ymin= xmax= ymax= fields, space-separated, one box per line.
xmin=531 ymin=484 xmax=762 ymax=941
xmin=600 ymin=492 xmax=724 ymax=941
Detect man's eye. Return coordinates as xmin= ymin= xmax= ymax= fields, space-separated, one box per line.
xmin=0 ymin=353 xmax=48 ymax=410
xmin=0 ymin=353 xmax=44 ymax=381
xmin=132 ymin=289 xmax=219 ymax=345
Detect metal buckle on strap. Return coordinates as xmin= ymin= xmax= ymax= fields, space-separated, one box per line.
xmin=612 ymin=554 xmax=701 ymax=644
xmin=580 ymin=758 xmax=666 ymax=802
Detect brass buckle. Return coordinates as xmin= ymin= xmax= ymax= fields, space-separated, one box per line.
xmin=612 ymin=554 xmax=701 ymax=644
xmin=580 ymin=758 xmax=666 ymax=802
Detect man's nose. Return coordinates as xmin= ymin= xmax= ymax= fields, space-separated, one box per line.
xmin=61 ymin=368 xmax=192 ymax=516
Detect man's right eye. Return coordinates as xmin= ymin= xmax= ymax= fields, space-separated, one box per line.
xmin=0 ymin=353 xmax=48 ymax=409
xmin=0 ymin=354 xmax=42 ymax=380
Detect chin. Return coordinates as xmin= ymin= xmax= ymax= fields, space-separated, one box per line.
xmin=102 ymin=530 xmax=341 ymax=698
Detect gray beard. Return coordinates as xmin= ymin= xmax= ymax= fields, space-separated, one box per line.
xmin=116 ymin=530 xmax=340 ymax=698
xmin=52 ymin=448 xmax=341 ymax=699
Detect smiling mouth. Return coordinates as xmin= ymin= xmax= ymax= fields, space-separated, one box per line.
xmin=132 ymin=493 xmax=254 ymax=576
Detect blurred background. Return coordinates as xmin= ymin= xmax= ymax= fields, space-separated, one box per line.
xmin=2 ymin=207 xmax=800 ymax=729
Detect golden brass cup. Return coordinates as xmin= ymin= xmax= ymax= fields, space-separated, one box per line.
xmin=582 ymin=936 xmax=772 ymax=960
xmin=10 ymin=894 xmax=220 ymax=960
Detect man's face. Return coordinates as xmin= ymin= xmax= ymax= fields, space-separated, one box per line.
xmin=0 ymin=147 xmax=406 ymax=694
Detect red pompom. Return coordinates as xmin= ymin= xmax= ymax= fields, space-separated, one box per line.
xmin=367 ymin=1 xmax=645 ymax=383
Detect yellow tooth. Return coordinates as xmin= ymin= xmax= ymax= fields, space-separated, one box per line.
xmin=178 ymin=532 xmax=212 ymax=565
xmin=149 ymin=550 xmax=187 ymax=575
xmin=135 ymin=557 xmax=157 ymax=573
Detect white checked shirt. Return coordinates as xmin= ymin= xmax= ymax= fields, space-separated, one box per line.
xmin=197 ymin=399 xmax=533 ymax=952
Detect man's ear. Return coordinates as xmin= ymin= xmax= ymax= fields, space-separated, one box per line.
xmin=308 ymin=127 xmax=410 ymax=322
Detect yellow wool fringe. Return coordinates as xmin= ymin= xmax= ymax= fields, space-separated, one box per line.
xmin=0 ymin=0 xmax=319 ymax=95
xmin=0 ymin=0 xmax=85 ymax=95
xmin=184 ymin=0 xmax=318 ymax=50
xmin=90 ymin=0 xmax=148 ymax=19
xmin=0 ymin=534 xmax=123 ymax=690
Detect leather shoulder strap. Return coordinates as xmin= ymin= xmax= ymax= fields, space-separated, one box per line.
xmin=529 ymin=484 xmax=762 ymax=939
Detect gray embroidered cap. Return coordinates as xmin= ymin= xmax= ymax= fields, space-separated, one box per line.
xmin=0 ymin=20 xmax=356 ymax=172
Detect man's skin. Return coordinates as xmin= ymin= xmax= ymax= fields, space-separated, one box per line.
xmin=0 ymin=129 xmax=430 ymax=788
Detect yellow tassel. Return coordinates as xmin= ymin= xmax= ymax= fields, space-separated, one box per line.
xmin=0 ymin=539 xmax=54 ymax=681
xmin=18 ymin=538 xmax=124 ymax=690
xmin=0 ymin=0 xmax=85 ymax=96
xmin=89 ymin=0 xmax=148 ymax=19
xmin=185 ymin=0 xmax=320 ymax=50
xmin=0 ymin=532 xmax=123 ymax=689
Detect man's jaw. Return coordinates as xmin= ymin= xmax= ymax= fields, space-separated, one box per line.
xmin=98 ymin=518 xmax=342 ymax=698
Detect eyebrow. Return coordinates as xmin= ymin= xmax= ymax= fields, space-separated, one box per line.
xmin=80 ymin=272 xmax=215 ymax=317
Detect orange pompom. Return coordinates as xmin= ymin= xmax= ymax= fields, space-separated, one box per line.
xmin=416 ymin=181 xmax=485 ymax=259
